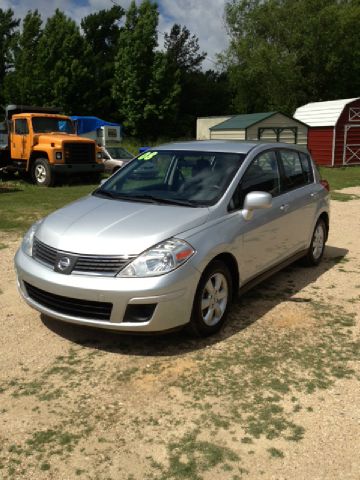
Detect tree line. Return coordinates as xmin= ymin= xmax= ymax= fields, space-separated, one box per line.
xmin=0 ymin=0 xmax=358 ymax=140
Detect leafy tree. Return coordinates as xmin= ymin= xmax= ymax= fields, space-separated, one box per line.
xmin=4 ymin=10 xmax=43 ymax=105
xmin=81 ymin=5 xmax=124 ymax=119
xmin=145 ymin=51 xmax=181 ymax=137
xmin=36 ymin=9 xmax=92 ymax=114
xmin=0 ymin=8 xmax=20 ymax=106
xmin=164 ymin=24 xmax=206 ymax=72
xmin=112 ymin=0 xmax=180 ymax=138
xmin=223 ymin=0 xmax=360 ymax=114
xmin=163 ymin=24 xmax=207 ymax=137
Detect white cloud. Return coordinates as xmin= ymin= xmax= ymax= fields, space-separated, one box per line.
xmin=0 ymin=0 xmax=228 ymax=68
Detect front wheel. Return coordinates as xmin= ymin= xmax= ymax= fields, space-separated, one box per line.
xmin=31 ymin=158 xmax=54 ymax=187
xmin=188 ymin=260 xmax=232 ymax=337
xmin=303 ymin=218 xmax=326 ymax=266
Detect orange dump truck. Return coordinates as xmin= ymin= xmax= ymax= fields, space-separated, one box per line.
xmin=0 ymin=105 xmax=104 ymax=186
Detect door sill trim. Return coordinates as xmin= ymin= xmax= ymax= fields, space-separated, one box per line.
xmin=238 ymin=249 xmax=307 ymax=296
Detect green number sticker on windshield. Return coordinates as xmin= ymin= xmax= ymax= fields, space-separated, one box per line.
xmin=138 ymin=151 xmax=158 ymax=161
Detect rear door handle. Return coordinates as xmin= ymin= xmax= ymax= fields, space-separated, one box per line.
xmin=310 ymin=192 xmax=318 ymax=198
xmin=280 ymin=204 xmax=289 ymax=212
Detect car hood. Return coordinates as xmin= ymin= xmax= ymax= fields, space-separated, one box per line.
xmin=36 ymin=195 xmax=210 ymax=255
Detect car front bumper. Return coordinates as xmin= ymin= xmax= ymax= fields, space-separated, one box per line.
xmin=14 ymin=248 xmax=200 ymax=332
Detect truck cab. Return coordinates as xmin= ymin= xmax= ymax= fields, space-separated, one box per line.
xmin=1 ymin=105 xmax=104 ymax=186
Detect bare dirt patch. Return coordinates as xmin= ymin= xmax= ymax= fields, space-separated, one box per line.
xmin=0 ymin=196 xmax=359 ymax=480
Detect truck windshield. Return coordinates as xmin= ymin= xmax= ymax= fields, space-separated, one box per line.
xmin=32 ymin=117 xmax=75 ymax=134
xmin=94 ymin=149 xmax=245 ymax=207
xmin=106 ymin=147 xmax=133 ymax=159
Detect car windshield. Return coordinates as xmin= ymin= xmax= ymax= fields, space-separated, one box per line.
xmin=32 ymin=117 xmax=75 ymax=134
xmin=94 ymin=149 xmax=245 ymax=207
xmin=106 ymin=147 xmax=133 ymax=159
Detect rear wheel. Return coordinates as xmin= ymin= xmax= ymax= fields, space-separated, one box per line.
xmin=32 ymin=158 xmax=54 ymax=187
xmin=188 ymin=260 xmax=232 ymax=337
xmin=303 ymin=218 xmax=326 ymax=266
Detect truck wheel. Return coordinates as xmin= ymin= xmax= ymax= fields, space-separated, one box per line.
xmin=32 ymin=158 xmax=54 ymax=187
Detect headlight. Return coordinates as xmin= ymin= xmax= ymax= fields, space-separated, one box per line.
xmin=97 ymin=152 xmax=102 ymax=159
xmin=118 ymin=239 xmax=195 ymax=277
xmin=21 ymin=219 xmax=43 ymax=257
xmin=56 ymin=152 xmax=62 ymax=160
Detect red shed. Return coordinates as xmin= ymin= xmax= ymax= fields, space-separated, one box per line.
xmin=294 ymin=98 xmax=360 ymax=166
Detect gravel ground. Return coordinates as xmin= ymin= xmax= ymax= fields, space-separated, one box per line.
xmin=0 ymin=191 xmax=359 ymax=480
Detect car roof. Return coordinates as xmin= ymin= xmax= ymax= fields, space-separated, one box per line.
xmin=155 ymin=140 xmax=307 ymax=154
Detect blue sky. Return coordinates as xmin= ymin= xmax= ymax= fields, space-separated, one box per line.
xmin=0 ymin=0 xmax=229 ymax=69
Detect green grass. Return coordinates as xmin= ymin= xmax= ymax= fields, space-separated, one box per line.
xmin=0 ymin=157 xmax=358 ymax=235
xmin=0 ymin=181 xmax=97 ymax=233
xmin=330 ymin=191 xmax=360 ymax=202
xmin=319 ymin=165 xmax=360 ymax=190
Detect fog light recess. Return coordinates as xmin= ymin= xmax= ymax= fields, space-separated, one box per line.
xmin=123 ymin=304 xmax=157 ymax=323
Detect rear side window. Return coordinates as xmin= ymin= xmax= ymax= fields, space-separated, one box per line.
xmin=278 ymin=150 xmax=309 ymax=191
xmin=299 ymin=152 xmax=314 ymax=183
xmin=229 ymin=151 xmax=280 ymax=210
xmin=15 ymin=119 xmax=29 ymax=135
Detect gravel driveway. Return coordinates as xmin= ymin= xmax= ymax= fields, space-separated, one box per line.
xmin=0 ymin=191 xmax=359 ymax=480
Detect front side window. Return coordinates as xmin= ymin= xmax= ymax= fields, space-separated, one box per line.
xmin=278 ymin=150 xmax=308 ymax=191
xmin=15 ymin=119 xmax=29 ymax=135
xmin=229 ymin=151 xmax=280 ymax=210
xmin=32 ymin=117 xmax=75 ymax=134
xmin=94 ymin=150 xmax=245 ymax=207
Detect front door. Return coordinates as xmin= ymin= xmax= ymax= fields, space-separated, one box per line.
xmin=230 ymin=150 xmax=289 ymax=281
xmin=11 ymin=118 xmax=30 ymax=160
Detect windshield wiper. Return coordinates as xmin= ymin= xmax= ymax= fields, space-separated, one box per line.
xmin=126 ymin=194 xmax=199 ymax=207
xmin=94 ymin=191 xmax=200 ymax=207
xmin=94 ymin=190 xmax=160 ymax=203
xmin=93 ymin=189 xmax=121 ymax=199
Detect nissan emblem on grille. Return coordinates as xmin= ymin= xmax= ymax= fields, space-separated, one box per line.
xmin=54 ymin=253 xmax=77 ymax=274
xmin=58 ymin=257 xmax=70 ymax=271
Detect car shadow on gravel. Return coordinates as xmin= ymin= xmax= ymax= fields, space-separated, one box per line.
xmin=41 ymin=244 xmax=348 ymax=357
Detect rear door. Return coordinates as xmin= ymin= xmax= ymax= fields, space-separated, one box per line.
xmin=276 ymin=149 xmax=318 ymax=252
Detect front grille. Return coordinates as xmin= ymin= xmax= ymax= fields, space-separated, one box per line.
xmin=24 ymin=282 xmax=112 ymax=321
xmin=74 ymin=255 xmax=134 ymax=275
xmin=33 ymin=238 xmax=135 ymax=276
xmin=64 ymin=142 xmax=95 ymax=164
xmin=33 ymin=238 xmax=57 ymax=267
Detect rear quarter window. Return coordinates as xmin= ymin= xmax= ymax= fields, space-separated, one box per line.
xmin=299 ymin=152 xmax=314 ymax=184
xmin=278 ymin=150 xmax=309 ymax=191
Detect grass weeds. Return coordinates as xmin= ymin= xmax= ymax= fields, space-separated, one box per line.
xmin=0 ymin=162 xmax=358 ymax=234
xmin=319 ymin=165 xmax=360 ymax=190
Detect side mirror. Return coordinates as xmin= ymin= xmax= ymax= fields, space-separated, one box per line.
xmin=242 ymin=191 xmax=272 ymax=220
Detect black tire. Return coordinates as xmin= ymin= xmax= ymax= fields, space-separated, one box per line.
xmin=302 ymin=218 xmax=326 ymax=266
xmin=188 ymin=260 xmax=232 ymax=337
xmin=31 ymin=158 xmax=54 ymax=187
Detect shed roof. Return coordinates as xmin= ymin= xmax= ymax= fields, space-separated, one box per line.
xmin=294 ymin=98 xmax=360 ymax=127
xmin=210 ymin=112 xmax=276 ymax=131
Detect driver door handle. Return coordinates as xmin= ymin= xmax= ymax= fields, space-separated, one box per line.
xmin=280 ymin=203 xmax=289 ymax=212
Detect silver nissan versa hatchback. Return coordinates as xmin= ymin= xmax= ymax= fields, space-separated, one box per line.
xmin=15 ymin=141 xmax=330 ymax=336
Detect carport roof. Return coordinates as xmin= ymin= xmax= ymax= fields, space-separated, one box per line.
xmin=210 ymin=112 xmax=276 ymax=131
